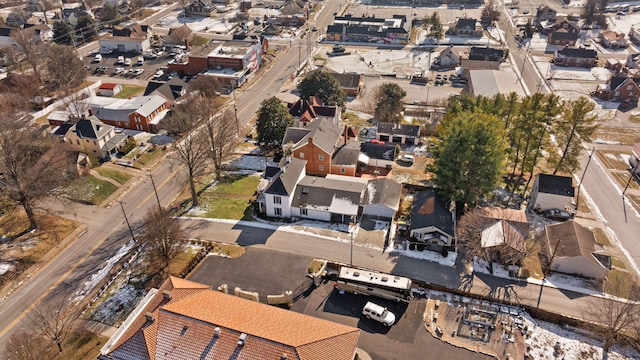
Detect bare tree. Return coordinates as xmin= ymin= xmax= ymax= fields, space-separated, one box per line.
xmin=44 ymin=43 xmax=86 ymax=95
xmin=2 ymin=330 xmax=52 ymax=360
xmin=28 ymin=297 xmax=77 ymax=353
xmin=0 ymin=110 xmax=71 ymax=230
xmin=173 ymin=130 xmax=210 ymax=207
xmin=188 ymin=75 xmax=221 ymax=98
xmin=589 ymin=277 xmax=640 ymax=352
xmin=200 ymin=104 xmax=240 ymax=179
xmin=166 ymin=25 xmax=192 ymax=45
xmin=137 ymin=206 xmax=186 ymax=277
xmin=10 ymin=28 xmax=45 ymax=82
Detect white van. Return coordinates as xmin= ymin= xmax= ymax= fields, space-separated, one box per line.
xmin=137 ymin=56 xmax=144 ymax=66
xmin=93 ymin=54 xmax=102 ymax=63
xmin=362 ymin=302 xmax=395 ymax=326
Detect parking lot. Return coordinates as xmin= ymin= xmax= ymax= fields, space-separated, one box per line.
xmin=84 ymin=49 xmax=190 ymax=83
xmin=292 ymin=281 xmax=492 ymax=360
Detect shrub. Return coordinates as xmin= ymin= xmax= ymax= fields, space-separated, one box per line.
xmin=118 ymin=138 xmax=137 ymax=156
xmin=441 ymin=248 xmax=449 ymax=257
xmin=519 ymin=268 xmax=530 ymax=279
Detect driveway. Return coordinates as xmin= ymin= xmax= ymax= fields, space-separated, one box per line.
xmin=188 ymin=247 xmax=313 ymax=298
xmin=292 ymin=281 xmax=492 ymax=360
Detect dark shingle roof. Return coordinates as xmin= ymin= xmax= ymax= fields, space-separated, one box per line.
xmin=556 ymin=47 xmax=598 ymax=59
xmin=456 ymin=18 xmax=477 ymax=30
xmin=377 ymin=122 xmax=420 ymax=137
xmin=545 ymin=220 xmax=609 ymax=268
xmin=537 ymin=173 xmax=575 ymax=197
xmin=143 ymin=78 xmax=188 ymax=101
xmin=290 ymin=117 xmax=342 ymax=154
xmin=360 ymin=142 xmax=396 ymax=161
xmin=331 ymin=141 xmax=360 ymax=166
xmin=73 ymin=116 xmax=112 ymax=140
xmin=291 ymin=176 xmax=365 ymax=214
xmin=469 ymin=47 xmax=505 ymax=61
xmin=52 ymin=122 xmax=74 ymax=136
xmin=550 ymin=30 xmax=578 ymax=41
xmin=328 ymin=72 xmax=362 ymax=89
xmin=265 ymin=158 xmax=306 ymax=196
xmin=410 ymin=189 xmax=454 ymax=237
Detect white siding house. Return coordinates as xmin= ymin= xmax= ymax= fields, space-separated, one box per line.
xmin=98 ymin=37 xmax=151 ymax=53
xmin=409 ymin=189 xmax=455 ymax=248
xmin=529 ymin=174 xmax=576 ymax=212
xmin=262 ymin=158 xmax=307 ymax=219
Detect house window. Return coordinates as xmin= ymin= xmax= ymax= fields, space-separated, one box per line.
xmin=340 ymin=167 xmax=346 ymax=174
xmin=136 ymin=125 xmax=143 ymax=130
xmin=319 ymin=165 xmax=324 ymax=171
xmin=135 ymin=117 xmax=141 ymax=123
xmin=630 ymin=92 xmax=635 ymax=96
xmin=94 ymin=141 xmax=97 ymax=145
xmin=274 ymin=196 xmax=281 ymax=204
xmin=319 ymin=154 xmax=324 ymax=160
xmin=627 ymin=85 xmax=633 ymax=90
xmin=274 ymin=207 xmax=282 ymax=216
xmin=76 ymin=140 xmax=80 ymax=145
xmin=615 ymin=91 xmax=621 ymax=96
xmin=300 ymin=208 xmax=307 ymax=216
xmin=299 ymin=152 xmax=304 ymax=159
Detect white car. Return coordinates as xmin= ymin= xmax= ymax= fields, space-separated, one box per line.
xmin=117 ymin=55 xmax=124 ymax=64
xmin=153 ymin=70 xmax=164 ymax=79
xmin=398 ymin=154 xmax=415 ymax=165
xmin=362 ymin=302 xmax=395 ymax=326
xmin=93 ymin=54 xmax=102 ymax=63
xmin=124 ymin=58 xmax=131 ymax=66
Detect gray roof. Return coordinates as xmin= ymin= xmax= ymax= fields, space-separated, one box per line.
xmin=556 ymin=47 xmax=598 ymax=59
xmin=72 ymin=116 xmax=113 ymax=140
xmin=360 ymin=142 xmax=396 ymax=161
xmin=410 ymin=189 xmax=454 ymax=237
xmin=469 ymin=70 xmax=526 ymax=98
xmin=364 ymin=178 xmax=401 ymax=210
xmin=264 ymin=158 xmax=306 ymax=196
xmin=377 ymin=122 xmax=420 ymax=137
xmin=291 ymin=176 xmax=365 ymax=215
xmin=144 ymin=78 xmax=188 ymax=102
xmin=331 ymin=141 xmax=361 ymax=166
xmin=288 ymin=117 xmax=342 ymax=154
xmin=105 ymin=133 xmax=127 ymax=151
xmin=282 ymin=127 xmax=311 ymax=147
xmin=91 ymin=95 xmax=166 ymax=122
xmin=456 ymin=18 xmax=478 ymax=30
xmin=536 ymin=173 xmax=575 ymax=197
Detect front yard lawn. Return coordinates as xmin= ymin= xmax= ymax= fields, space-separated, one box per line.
xmin=94 ymin=167 xmax=132 ymax=185
xmin=61 ymin=175 xmax=118 ymax=205
xmin=114 ymin=85 xmax=145 ymax=99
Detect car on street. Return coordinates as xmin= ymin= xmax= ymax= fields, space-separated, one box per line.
xmin=362 ymin=301 xmax=395 ymax=326
xmin=523 ymin=9 xmax=529 ymax=14
xmin=312 ymin=25 xmax=318 ymax=31
xmin=543 ymin=209 xmax=573 ymax=221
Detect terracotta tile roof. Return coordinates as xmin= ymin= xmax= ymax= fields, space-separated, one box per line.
xmin=104 ymin=277 xmax=359 ymax=360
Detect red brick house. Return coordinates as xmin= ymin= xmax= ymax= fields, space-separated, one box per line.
xmin=595 ymin=74 xmax=640 ymax=102
xmin=282 ymin=117 xmax=358 ymax=176
xmin=288 ymin=96 xmax=341 ymax=126
xmin=89 ymin=95 xmax=168 ymax=133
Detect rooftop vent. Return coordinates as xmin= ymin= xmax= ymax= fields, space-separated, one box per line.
xmin=162 ymin=290 xmax=172 ymax=300
xmin=238 ymin=333 xmax=247 ymax=346
xmin=281 ymin=355 xmax=288 ymax=360
xmin=214 ymin=327 xmax=221 ymax=337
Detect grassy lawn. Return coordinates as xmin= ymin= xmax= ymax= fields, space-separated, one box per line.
xmin=307 ymin=259 xmax=325 ymax=274
xmin=201 ymin=197 xmax=254 ymax=220
xmin=592 ymin=227 xmax=611 ymax=246
xmin=611 ymin=256 xmax=627 ymax=270
xmin=114 ymin=85 xmax=145 ymax=99
xmin=166 ymin=247 xmax=199 ymax=276
xmin=210 ymin=242 xmax=245 ymax=258
xmin=604 ymin=269 xmax=634 ymax=298
xmin=595 ymin=150 xmax=630 ymax=171
xmin=134 ymin=148 xmax=164 ymax=168
xmin=62 ymin=175 xmax=118 ymax=205
xmin=630 ymin=114 xmax=640 ymax=123
xmin=522 ymin=241 xmax=544 ymax=279
xmin=94 ymin=167 xmax=132 ymax=185
xmin=343 ymin=112 xmax=371 ymax=128
xmin=58 ymin=331 xmax=109 ymax=360
xmin=191 ymin=35 xmax=210 ymax=46
xmin=206 ymin=174 xmax=260 ymax=196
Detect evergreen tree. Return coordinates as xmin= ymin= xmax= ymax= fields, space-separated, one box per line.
xmin=52 ymin=21 xmax=74 ymax=45
xmin=550 ymin=97 xmax=599 ymax=175
xmin=297 ymin=70 xmax=346 ymax=106
xmin=430 ymin=111 xmax=506 ymax=213
xmin=374 ymin=83 xmax=406 ymax=123
xmin=76 ymin=16 xmax=97 ymax=43
xmin=256 ymin=97 xmax=294 ymax=148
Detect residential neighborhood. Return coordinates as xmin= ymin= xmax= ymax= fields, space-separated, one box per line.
xmin=0 ymin=0 xmax=639 ymax=359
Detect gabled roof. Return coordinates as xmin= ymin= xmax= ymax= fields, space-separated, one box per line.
xmin=326 ymin=72 xmax=361 ymax=89
xmin=360 ymin=142 xmax=396 ymax=161
xmin=477 ymin=207 xmax=529 ymax=250
xmin=377 ymin=122 xmax=420 ymax=137
xmin=536 ymin=173 xmax=575 ymax=197
xmin=456 ymin=18 xmax=478 ymax=30
xmin=264 ymin=157 xmax=306 ymax=196
xmin=365 ymin=178 xmax=401 ymax=210
xmin=545 ymin=220 xmax=610 ymax=269
xmin=535 ymin=5 xmax=557 ymax=19
xmin=72 ymin=116 xmax=112 ymax=140
xmin=610 ymin=75 xmax=640 ymax=91
xmin=143 ymin=78 xmax=188 ymax=102
xmin=99 ymin=83 xmax=119 ymax=90
xmin=283 ymin=127 xmax=311 ymax=146
xmin=288 ymin=117 xmax=343 ymax=154
xmin=556 ymin=47 xmax=598 ymax=59
xmin=104 ymin=277 xmax=360 ymax=360
xmin=52 ymin=122 xmax=74 ymax=136
xmin=550 ymin=29 xmax=578 ymax=40
xmin=332 ymin=140 xmax=360 ymax=166
xmin=291 ymin=176 xmax=366 ymax=216
xmin=468 ymin=47 xmax=505 ymax=61
xmin=410 ymin=189 xmax=454 ymax=237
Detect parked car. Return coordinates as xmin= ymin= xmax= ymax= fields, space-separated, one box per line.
xmin=93 ymin=54 xmax=102 ymax=63
xmin=312 ymin=25 xmax=318 ymax=31
xmin=543 ymin=209 xmax=573 ymax=221
xmin=124 ymin=58 xmax=131 ymax=66
xmin=362 ymin=302 xmax=395 ymax=326
xmin=117 ymin=55 xmax=124 ymax=64
xmin=397 ymin=154 xmax=415 ymax=165
xmin=153 ymin=70 xmax=164 ymax=79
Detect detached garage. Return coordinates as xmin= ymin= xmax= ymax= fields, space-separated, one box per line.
xmin=99 ymin=36 xmax=150 ymax=54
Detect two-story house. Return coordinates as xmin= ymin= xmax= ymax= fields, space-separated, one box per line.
xmin=451 ymin=18 xmax=483 ymax=37
xmin=89 ymin=95 xmax=168 ymax=133
xmin=594 ymin=73 xmax=640 ymax=102
xmin=53 ymin=116 xmax=127 ymax=160
xmin=261 ymin=157 xmax=307 ymax=218
xmin=600 ymin=31 xmax=628 ymax=49
xmin=282 ymin=118 xmax=357 ymax=176
xmin=185 ymin=0 xmax=216 ymax=17
xmin=553 ymin=47 xmax=598 ymax=68
xmin=460 ymin=47 xmax=506 ymax=77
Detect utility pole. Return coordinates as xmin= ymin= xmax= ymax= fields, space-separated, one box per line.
xmin=118 ymin=201 xmax=136 ymax=243
xmin=575 ymin=148 xmax=595 ymax=212
xmin=622 ymin=158 xmax=640 ymax=223
xmin=149 ymin=174 xmax=161 ymax=209
xmin=231 ymin=80 xmax=240 ymax=134
xmin=537 ymin=238 xmax=562 ymax=309
xmin=349 ymin=217 xmax=355 ymax=266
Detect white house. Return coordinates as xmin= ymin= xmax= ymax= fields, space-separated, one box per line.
xmin=98 ymin=36 xmax=150 ymax=54
xmin=262 ymin=157 xmax=307 ymax=218
xmin=545 ymin=220 xmax=610 ymax=279
xmin=290 ymin=176 xmax=365 ymax=223
xmin=359 ymin=142 xmax=396 ymax=169
xmin=409 ymin=189 xmax=455 ymax=248
xmin=362 ymin=178 xmax=401 ymax=221
xmin=529 ymin=173 xmax=576 ymax=212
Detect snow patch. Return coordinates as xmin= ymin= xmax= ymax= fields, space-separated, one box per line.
xmin=392 ymin=247 xmax=457 ymax=267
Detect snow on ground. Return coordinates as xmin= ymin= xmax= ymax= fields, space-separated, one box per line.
xmin=595 ymin=139 xmax=623 ymax=145
xmin=73 ymin=240 xmax=135 ymax=302
xmin=154 ymin=6 xmax=281 ymax=34
xmin=393 ymin=247 xmax=457 ymax=266
xmin=551 ymin=66 xmax=611 ymax=82
xmin=0 ymin=262 xmax=14 ymax=275
xmin=525 ymin=314 xmax=640 ymax=360
xmin=90 ymin=283 xmax=145 ymax=326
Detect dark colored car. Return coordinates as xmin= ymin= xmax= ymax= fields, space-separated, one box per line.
xmin=543 ymin=209 xmax=573 ymax=221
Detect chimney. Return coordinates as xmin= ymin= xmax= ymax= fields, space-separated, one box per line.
xmin=162 ymin=290 xmax=172 ymax=300
xmin=238 ymin=333 xmax=247 ymax=346
xmin=144 ymin=312 xmax=155 ymax=322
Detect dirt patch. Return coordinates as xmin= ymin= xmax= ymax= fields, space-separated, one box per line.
xmin=594 ymin=126 xmax=640 ymax=146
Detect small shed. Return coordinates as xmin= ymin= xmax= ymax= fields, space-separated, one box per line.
xmin=98 ymin=83 xmax=122 ymax=97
